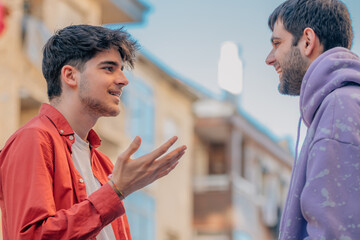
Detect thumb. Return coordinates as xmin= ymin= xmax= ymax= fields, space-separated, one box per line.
xmin=119 ymin=136 xmax=142 ymax=160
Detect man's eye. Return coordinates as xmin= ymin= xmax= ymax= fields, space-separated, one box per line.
xmin=273 ymin=42 xmax=280 ymax=47
xmin=104 ymin=67 xmax=113 ymax=71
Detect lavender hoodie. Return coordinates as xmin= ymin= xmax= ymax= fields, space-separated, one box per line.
xmin=279 ymin=47 xmax=360 ymax=240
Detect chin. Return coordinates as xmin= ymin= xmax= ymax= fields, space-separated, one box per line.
xmin=97 ymin=105 xmax=120 ymax=117
xmin=278 ymin=82 xmax=286 ymax=94
xmin=112 ymin=111 xmax=120 ymax=117
xmin=107 ymin=108 xmax=120 ymax=117
xmin=278 ymin=83 xmax=300 ymax=96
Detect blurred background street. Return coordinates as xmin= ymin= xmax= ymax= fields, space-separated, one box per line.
xmin=0 ymin=0 xmax=359 ymax=239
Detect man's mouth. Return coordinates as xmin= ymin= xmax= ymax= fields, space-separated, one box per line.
xmin=275 ymin=66 xmax=282 ymax=74
xmin=108 ymin=90 xmax=122 ymax=98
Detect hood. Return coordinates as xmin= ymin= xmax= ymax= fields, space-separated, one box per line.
xmin=300 ymin=47 xmax=360 ymax=127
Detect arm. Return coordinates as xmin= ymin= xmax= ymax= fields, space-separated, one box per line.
xmin=1 ymin=129 xmax=124 ymax=239
xmin=1 ymin=130 xmax=186 ymax=239
xmin=301 ymin=138 xmax=360 ymax=239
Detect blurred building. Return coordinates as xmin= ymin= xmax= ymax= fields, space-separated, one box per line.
xmin=0 ymin=1 xmax=293 ymax=240
xmin=0 ymin=0 xmax=197 ymax=240
xmin=190 ymin=41 xmax=293 ymax=240
xmin=192 ymin=96 xmax=293 ymax=240
xmin=120 ymin=53 xmax=199 ymax=240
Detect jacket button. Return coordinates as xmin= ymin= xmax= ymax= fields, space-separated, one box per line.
xmin=69 ymin=135 xmax=74 ymax=140
xmin=60 ymin=130 xmax=64 ymax=133
xmin=79 ymin=178 xmax=84 ymax=183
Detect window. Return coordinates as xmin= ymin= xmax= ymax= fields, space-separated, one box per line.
xmin=122 ymin=72 xmax=156 ymax=240
xmin=122 ymin=72 xmax=155 ymax=157
xmin=124 ymin=191 xmax=155 ymax=240
xmin=208 ymin=142 xmax=227 ymax=175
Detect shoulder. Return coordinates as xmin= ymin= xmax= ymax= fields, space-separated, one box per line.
xmin=313 ymin=84 xmax=360 ymax=145
xmin=0 ymin=115 xmax=59 ymax=175
xmin=2 ymin=114 xmax=58 ymax=153
xmin=323 ymin=84 xmax=360 ymax=118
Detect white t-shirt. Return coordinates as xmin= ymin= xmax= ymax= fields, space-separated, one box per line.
xmin=71 ymin=133 xmax=116 ymax=240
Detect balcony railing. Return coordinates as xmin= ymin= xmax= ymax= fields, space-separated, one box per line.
xmin=193 ymin=175 xmax=230 ymax=192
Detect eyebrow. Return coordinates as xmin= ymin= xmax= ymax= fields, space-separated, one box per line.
xmin=98 ymin=61 xmax=121 ymax=67
xmin=270 ymin=36 xmax=281 ymax=43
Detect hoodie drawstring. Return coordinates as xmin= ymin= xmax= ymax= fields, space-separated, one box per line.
xmin=294 ymin=117 xmax=302 ymax=164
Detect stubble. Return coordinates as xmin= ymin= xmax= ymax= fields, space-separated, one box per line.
xmin=279 ymin=46 xmax=308 ymax=96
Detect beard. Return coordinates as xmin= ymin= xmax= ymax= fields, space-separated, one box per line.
xmin=78 ymin=79 xmax=120 ymax=117
xmin=278 ymin=46 xmax=309 ymax=96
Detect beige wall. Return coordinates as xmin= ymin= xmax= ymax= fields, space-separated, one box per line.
xmin=131 ymin=59 xmax=195 ymax=240
xmin=193 ymin=115 xmax=293 ymax=240
xmin=0 ymin=1 xmax=195 ymax=239
xmin=0 ymin=0 xmax=23 ymax=146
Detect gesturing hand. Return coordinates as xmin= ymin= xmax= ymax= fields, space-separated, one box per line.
xmin=110 ymin=136 xmax=186 ymax=198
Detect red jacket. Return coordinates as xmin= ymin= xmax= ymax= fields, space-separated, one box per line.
xmin=0 ymin=103 xmax=131 ymax=239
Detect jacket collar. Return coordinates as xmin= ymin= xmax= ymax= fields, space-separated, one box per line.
xmin=40 ymin=103 xmax=101 ymax=148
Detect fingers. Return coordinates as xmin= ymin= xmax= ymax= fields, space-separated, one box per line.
xmin=153 ymin=146 xmax=186 ymax=177
xmin=155 ymin=145 xmax=186 ymax=168
xmin=118 ymin=136 xmax=142 ymax=160
xmin=156 ymin=157 xmax=181 ymax=179
xmin=112 ymin=138 xmax=186 ymax=196
xmin=146 ymin=136 xmax=179 ymax=160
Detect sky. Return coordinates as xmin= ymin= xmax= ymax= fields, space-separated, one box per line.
xmin=123 ymin=0 xmax=360 ymax=150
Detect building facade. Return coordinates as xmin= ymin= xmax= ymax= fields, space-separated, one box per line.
xmin=192 ymin=98 xmax=293 ymax=240
xmin=0 ymin=1 xmax=294 ymax=240
xmin=0 ymin=0 xmax=197 ymax=239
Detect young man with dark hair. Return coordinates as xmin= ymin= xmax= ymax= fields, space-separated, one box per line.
xmin=266 ymin=0 xmax=360 ymax=239
xmin=0 ymin=24 xmax=186 ymax=239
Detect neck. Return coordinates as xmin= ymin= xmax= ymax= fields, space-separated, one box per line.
xmin=50 ymin=97 xmax=98 ymax=141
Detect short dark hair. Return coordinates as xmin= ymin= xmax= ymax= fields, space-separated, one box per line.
xmin=268 ymin=0 xmax=353 ymax=51
xmin=42 ymin=24 xmax=139 ymax=100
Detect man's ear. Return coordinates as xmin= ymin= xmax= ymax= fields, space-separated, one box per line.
xmin=60 ymin=65 xmax=78 ymax=88
xmin=302 ymin=27 xmax=323 ymax=58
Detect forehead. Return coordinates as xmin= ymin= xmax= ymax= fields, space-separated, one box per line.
xmin=271 ymin=20 xmax=293 ymax=42
xmin=93 ymin=48 xmax=122 ymax=62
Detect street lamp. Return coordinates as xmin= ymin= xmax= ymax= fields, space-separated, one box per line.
xmin=217 ymin=41 xmax=243 ymax=95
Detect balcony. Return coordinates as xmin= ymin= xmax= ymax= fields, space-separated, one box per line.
xmin=99 ymin=0 xmax=148 ymax=24
xmin=194 ymin=175 xmax=230 ymax=193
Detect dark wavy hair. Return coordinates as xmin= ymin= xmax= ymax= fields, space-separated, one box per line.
xmin=268 ymin=0 xmax=353 ymax=51
xmin=42 ymin=24 xmax=139 ymax=100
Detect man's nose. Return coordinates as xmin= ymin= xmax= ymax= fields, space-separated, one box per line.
xmin=116 ymin=71 xmax=129 ymax=86
xmin=265 ymin=49 xmax=275 ymax=65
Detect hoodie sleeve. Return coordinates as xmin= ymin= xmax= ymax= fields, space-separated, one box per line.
xmin=301 ymin=138 xmax=360 ymax=239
